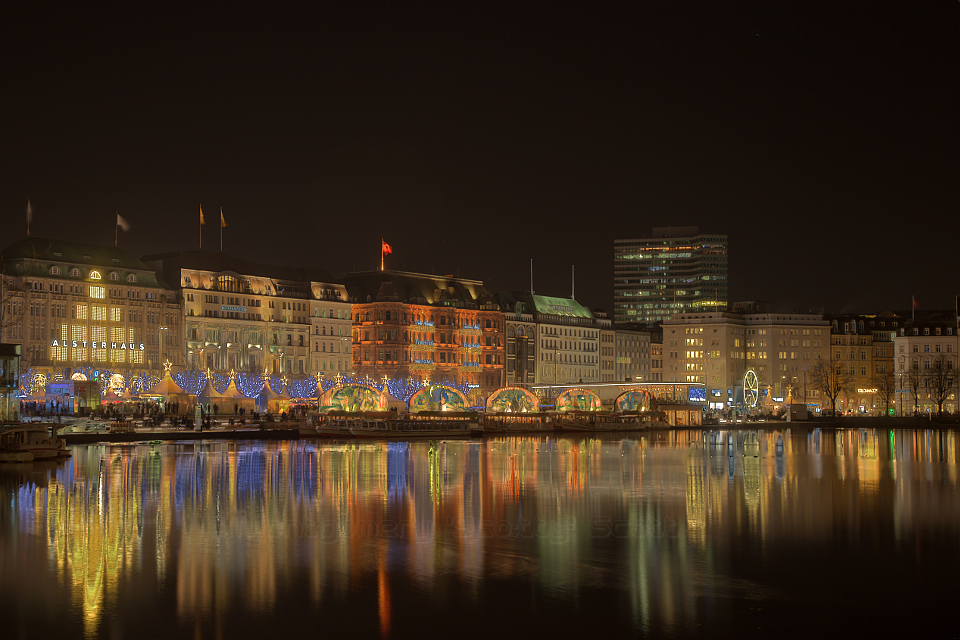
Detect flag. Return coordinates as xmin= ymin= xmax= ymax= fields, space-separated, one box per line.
xmin=117 ymin=213 xmax=130 ymax=232
xmin=200 ymin=205 xmax=205 ymax=225
xmin=220 ymin=208 xmax=227 ymax=227
xmin=912 ymin=296 xmax=920 ymax=309
xmin=26 ymin=199 xmax=33 ymax=223
xmin=382 ymin=241 xmax=392 ymax=255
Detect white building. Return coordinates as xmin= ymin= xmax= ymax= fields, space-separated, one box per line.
xmin=893 ymin=317 xmax=959 ymax=415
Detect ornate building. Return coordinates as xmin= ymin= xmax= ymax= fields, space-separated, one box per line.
xmin=0 ymin=237 xmax=181 ymax=386
xmin=343 ymin=270 xmax=504 ymax=396
xmin=143 ymin=251 xmax=351 ymax=377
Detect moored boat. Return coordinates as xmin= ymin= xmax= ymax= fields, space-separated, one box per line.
xmin=0 ymin=423 xmax=71 ymax=459
xmin=349 ymin=418 xmax=476 ymax=439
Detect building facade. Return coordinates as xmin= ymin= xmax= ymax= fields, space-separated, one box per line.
xmin=825 ymin=313 xmax=901 ymax=415
xmin=143 ymin=251 xmax=351 ymax=377
xmin=615 ymin=328 xmax=652 ymax=383
xmin=1 ymin=237 xmax=181 ymax=387
xmin=614 ymin=226 xmax=727 ymax=325
xmin=495 ymin=293 xmax=610 ymax=388
xmin=893 ymin=315 xmax=958 ymax=415
xmin=504 ymin=309 xmax=538 ymax=387
xmin=662 ymin=305 xmax=830 ymax=411
xmin=343 ymin=270 xmax=504 ymax=397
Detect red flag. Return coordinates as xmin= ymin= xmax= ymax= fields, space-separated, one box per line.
xmin=382 ymin=241 xmax=392 ymax=255
xmin=912 ymin=296 xmax=920 ymax=309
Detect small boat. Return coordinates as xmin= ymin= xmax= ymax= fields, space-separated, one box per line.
xmin=0 ymin=423 xmax=70 ymax=459
xmin=0 ymin=432 xmax=34 ymax=462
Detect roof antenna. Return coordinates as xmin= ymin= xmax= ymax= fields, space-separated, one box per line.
xmin=571 ymin=264 xmax=575 ymax=300
xmin=530 ymin=258 xmax=534 ymax=295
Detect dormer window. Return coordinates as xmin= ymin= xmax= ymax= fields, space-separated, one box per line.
xmin=70 ymin=268 xmax=81 ymax=277
xmin=127 ymin=274 xmax=137 ymax=283
xmin=49 ymin=266 xmax=61 ymax=276
xmin=89 ymin=270 xmax=102 ymax=280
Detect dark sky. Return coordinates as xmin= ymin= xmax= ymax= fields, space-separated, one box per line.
xmin=4 ymin=2 xmax=959 ymax=315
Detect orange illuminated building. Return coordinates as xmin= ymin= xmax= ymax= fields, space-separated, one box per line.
xmin=343 ymin=270 xmax=505 ymax=396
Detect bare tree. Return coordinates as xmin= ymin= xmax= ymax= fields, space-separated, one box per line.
xmin=925 ymin=354 xmax=957 ymax=417
xmin=907 ymin=366 xmax=923 ymax=416
xmin=811 ymin=358 xmax=848 ymax=417
xmin=874 ymin=366 xmax=895 ymax=416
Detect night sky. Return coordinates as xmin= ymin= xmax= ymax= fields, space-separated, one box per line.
xmin=4 ymin=2 xmax=959 ymax=315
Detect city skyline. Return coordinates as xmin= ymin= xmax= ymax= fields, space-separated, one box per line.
xmin=4 ymin=3 xmax=958 ymax=315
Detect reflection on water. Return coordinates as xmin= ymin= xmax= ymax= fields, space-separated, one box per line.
xmin=1 ymin=429 xmax=958 ymax=638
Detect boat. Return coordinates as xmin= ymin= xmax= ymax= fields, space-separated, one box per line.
xmin=481 ymin=412 xmax=560 ymax=435
xmin=0 ymin=423 xmax=71 ymax=459
xmin=299 ymin=420 xmax=353 ymax=437
xmin=0 ymin=432 xmax=34 ymax=462
xmin=558 ymin=411 xmax=670 ymax=433
xmin=349 ymin=418 xmax=477 ymax=439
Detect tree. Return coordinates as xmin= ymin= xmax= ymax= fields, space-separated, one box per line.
xmin=811 ymin=357 xmax=848 ymax=417
xmin=874 ymin=366 xmax=895 ymax=416
xmin=925 ymin=354 xmax=957 ymax=417
xmin=907 ymin=365 xmax=923 ymax=416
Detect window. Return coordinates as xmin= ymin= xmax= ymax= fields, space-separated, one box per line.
xmin=127 ymin=274 xmax=137 ymax=283
xmin=50 ymin=266 xmax=61 ymax=276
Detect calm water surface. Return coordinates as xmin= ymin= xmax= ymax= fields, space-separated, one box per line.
xmin=1 ymin=429 xmax=958 ymax=639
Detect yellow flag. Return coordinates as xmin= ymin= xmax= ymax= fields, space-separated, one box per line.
xmin=220 ymin=208 xmax=227 ymax=228
xmin=200 ymin=205 xmax=205 ymax=225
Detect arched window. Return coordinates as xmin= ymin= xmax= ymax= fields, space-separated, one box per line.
xmin=127 ymin=274 xmax=137 ymax=283
xmin=109 ymin=272 xmax=119 ymax=281
xmin=485 ymin=319 xmax=491 ymax=328
xmin=49 ymin=266 xmax=61 ymax=276
xmin=70 ymin=268 xmax=81 ymax=277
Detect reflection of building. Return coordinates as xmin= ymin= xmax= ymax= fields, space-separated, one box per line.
xmin=614 ymin=226 xmax=728 ymax=325
xmin=0 ymin=237 xmax=181 ymax=383
xmin=662 ymin=303 xmax=830 ymax=411
xmin=825 ymin=313 xmax=902 ymax=415
xmin=143 ymin=251 xmax=350 ymax=376
xmin=343 ymin=270 xmax=504 ymax=395
xmin=893 ymin=314 xmax=959 ymax=415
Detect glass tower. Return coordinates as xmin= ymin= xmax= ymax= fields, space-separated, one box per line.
xmin=614 ymin=226 xmax=728 ymax=325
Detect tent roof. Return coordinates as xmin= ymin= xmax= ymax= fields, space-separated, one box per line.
xmin=146 ymin=372 xmax=188 ymax=396
xmin=199 ymin=377 xmax=231 ymax=399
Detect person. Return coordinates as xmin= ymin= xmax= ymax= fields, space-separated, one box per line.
xmin=234 ymin=403 xmax=238 ymax=415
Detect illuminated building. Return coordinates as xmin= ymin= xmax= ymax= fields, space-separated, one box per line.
xmin=662 ymin=303 xmax=830 ymax=411
xmin=892 ymin=314 xmax=957 ymax=415
xmin=615 ymin=326 xmax=651 ymax=383
xmin=824 ymin=313 xmax=902 ymax=415
xmin=614 ymin=226 xmax=727 ymax=325
xmin=494 ymin=292 xmax=610 ymax=386
xmin=342 ymin=270 xmax=504 ymax=396
xmin=143 ymin=251 xmax=351 ymax=376
xmin=0 ymin=237 xmax=181 ymax=387
xmin=504 ymin=306 xmax=537 ymax=387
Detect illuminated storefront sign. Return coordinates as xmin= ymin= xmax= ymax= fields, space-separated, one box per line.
xmin=52 ymin=340 xmax=144 ymax=350
xmin=221 ymin=305 xmax=246 ymax=313
xmin=857 ymin=388 xmax=878 ymax=394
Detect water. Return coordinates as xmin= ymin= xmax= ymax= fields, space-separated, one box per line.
xmin=1 ymin=429 xmax=958 ymax=639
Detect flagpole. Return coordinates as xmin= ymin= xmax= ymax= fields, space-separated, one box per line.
xmin=115 ymin=210 xmax=118 ymax=246
xmin=381 ymin=238 xmax=384 ymax=271
xmin=220 ymin=208 xmax=223 ymax=252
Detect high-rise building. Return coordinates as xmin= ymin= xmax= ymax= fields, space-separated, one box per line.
xmin=614 ymin=226 xmax=728 ymax=325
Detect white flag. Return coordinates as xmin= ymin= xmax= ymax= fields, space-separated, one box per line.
xmin=117 ymin=213 xmax=131 ymax=232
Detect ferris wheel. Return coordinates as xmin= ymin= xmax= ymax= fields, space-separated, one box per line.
xmin=743 ymin=369 xmax=759 ymax=408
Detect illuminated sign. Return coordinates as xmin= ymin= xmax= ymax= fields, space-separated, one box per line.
xmin=857 ymin=388 xmax=878 ymax=394
xmin=52 ymin=340 xmax=144 ymax=350
xmin=89 ymin=270 xmax=102 ymax=280
xmin=221 ymin=305 xmax=246 ymax=313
